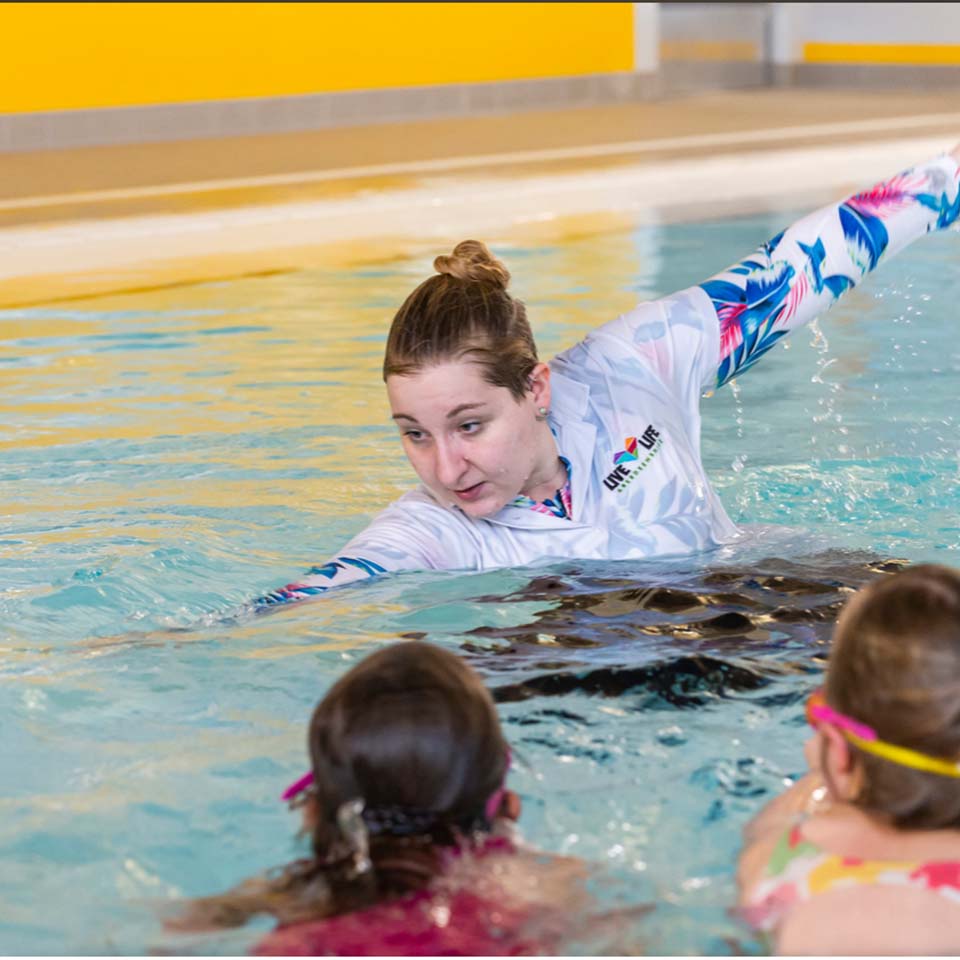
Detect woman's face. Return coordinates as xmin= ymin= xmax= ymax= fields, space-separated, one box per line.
xmin=387 ymin=359 xmax=553 ymax=519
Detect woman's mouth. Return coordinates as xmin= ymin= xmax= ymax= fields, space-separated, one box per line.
xmin=453 ymin=482 xmax=486 ymax=502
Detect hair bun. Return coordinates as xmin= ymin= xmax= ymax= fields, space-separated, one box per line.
xmin=433 ymin=239 xmax=510 ymax=289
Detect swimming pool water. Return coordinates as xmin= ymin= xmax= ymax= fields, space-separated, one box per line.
xmin=1 ymin=208 xmax=958 ymax=954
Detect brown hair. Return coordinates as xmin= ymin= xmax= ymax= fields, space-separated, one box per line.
xmin=825 ymin=564 xmax=960 ymax=829
xmin=382 ymin=240 xmax=538 ymax=401
xmin=174 ymin=642 xmax=509 ymax=929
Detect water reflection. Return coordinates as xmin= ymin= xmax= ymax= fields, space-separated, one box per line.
xmin=2 ymin=215 xmax=957 ymax=954
xmin=447 ymin=553 xmax=906 ymax=701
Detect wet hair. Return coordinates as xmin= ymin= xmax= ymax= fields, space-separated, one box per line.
xmin=382 ymin=240 xmax=539 ymax=401
xmin=825 ymin=564 xmax=960 ymax=829
xmin=176 ymin=642 xmax=509 ymax=928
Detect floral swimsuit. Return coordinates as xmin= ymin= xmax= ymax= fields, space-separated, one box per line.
xmin=509 ymin=456 xmax=573 ymax=520
xmin=743 ymin=818 xmax=960 ymax=935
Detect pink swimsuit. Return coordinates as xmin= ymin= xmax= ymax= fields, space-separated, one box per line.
xmin=252 ymin=838 xmax=558 ymax=957
xmin=253 ymin=886 xmax=549 ymax=956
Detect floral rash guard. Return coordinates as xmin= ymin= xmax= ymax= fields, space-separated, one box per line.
xmin=742 ymin=819 xmax=960 ymax=936
xmin=256 ymin=153 xmax=960 ymax=607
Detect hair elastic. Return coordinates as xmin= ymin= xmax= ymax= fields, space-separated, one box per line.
xmin=281 ymin=748 xmax=513 ymax=817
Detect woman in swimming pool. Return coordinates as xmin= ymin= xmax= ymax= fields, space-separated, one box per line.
xmin=258 ymin=144 xmax=960 ymax=606
xmin=738 ymin=564 xmax=960 ymax=954
xmin=168 ymin=641 xmax=587 ymax=955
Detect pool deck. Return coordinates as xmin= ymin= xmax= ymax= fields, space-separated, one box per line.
xmin=2 ymin=88 xmax=958 ymax=306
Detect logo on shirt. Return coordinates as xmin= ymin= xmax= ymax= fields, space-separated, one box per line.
xmin=604 ymin=425 xmax=662 ymax=492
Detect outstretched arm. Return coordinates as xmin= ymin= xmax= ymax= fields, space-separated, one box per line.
xmin=252 ymin=554 xmax=388 ymax=608
xmin=250 ymin=497 xmax=468 ymax=609
xmin=701 ymin=146 xmax=960 ymax=390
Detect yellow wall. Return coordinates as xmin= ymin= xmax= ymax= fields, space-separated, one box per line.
xmin=1 ymin=2 xmax=635 ymax=114
xmin=803 ymin=42 xmax=960 ymax=66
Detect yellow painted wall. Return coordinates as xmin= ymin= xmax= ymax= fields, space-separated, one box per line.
xmin=0 ymin=2 xmax=635 ymax=114
xmin=803 ymin=42 xmax=960 ymax=66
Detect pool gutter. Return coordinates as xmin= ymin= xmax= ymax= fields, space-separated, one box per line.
xmin=0 ymin=120 xmax=954 ymax=307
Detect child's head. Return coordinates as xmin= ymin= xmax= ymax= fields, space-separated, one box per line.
xmin=815 ymin=563 xmax=960 ymax=828
xmin=173 ymin=642 xmax=515 ymax=930
xmin=301 ymin=640 xmax=512 ymax=861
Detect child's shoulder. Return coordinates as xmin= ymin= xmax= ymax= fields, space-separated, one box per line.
xmin=741 ymin=804 xmax=960 ymax=950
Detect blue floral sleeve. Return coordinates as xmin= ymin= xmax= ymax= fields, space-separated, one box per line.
xmin=700 ymin=154 xmax=960 ymax=389
xmin=252 ymin=555 xmax=386 ymax=608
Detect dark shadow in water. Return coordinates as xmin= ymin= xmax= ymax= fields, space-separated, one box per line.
xmin=491 ymin=654 xmax=776 ymax=705
xmin=412 ymin=552 xmax=907 ymax=703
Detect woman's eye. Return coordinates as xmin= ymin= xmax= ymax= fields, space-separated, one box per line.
xmin=403 ymin=430 xmax=426 ymax=442
xmin=460 ymin=421 xmax=482 ymax=434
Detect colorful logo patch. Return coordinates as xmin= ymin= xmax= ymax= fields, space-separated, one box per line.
xmin=604 ymin=425 xmax=662 ymax=493
xmin=614 ymin=436 xmax=639 ymax=464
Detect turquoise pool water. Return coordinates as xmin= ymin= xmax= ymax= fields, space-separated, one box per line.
xmin=1 ymin=208 xmax=958 ymax=954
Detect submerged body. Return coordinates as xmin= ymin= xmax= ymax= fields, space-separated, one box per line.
xmin=257 ymin=152 xmax=960 ymax=605
xmin=740 ymin=775 xmax=960 ymax=955
xmin=738 ymin=566 xmax=960 ymax=954
xmin=253 ymin=837 xmax=583 ymax=957
xmin=171 ymin=644 xmax=610 ymax=957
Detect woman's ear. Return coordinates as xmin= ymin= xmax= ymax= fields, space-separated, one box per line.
xmin=527 ymin=362 xmax=551 ymax=411
xmin=820 ymin=723 xmax=859 ymax=801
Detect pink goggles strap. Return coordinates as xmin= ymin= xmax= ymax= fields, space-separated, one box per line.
xmin=281 ymin=748 xmax=512 ymax=815
xmin=809 ymin=701 xmax=878 ymax=742
xmin=280 ymin=771 xmax=315 ymax=802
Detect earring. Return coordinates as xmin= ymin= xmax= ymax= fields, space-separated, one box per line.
xmin=536 ymin=406 xmax=548 ymax=421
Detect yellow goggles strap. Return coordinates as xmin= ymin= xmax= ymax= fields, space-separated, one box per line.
xmin=845 ymin=729 xmax=960 ymax=779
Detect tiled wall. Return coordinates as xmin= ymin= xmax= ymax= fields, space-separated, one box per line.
xmin=0 ymin=2 xmax=653 ymax=151
xmin=658 ymin=2 xmax=960 ymax=94
xmin=0 ymin=73 xmax=658 ymax=153
xmin=658 ymin=3 xmax=770 ymax=94
xmin=768 ymin=2 xmax=960 ymax=86
xmin=4 ymin=2 xmax=958 ymax=154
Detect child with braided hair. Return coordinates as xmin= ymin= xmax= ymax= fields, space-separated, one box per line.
xmin=169 ymin=642 xmax=588 ymax=955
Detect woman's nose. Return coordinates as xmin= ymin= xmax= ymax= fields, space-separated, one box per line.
xmin=434 ymin=439 xmax=466 ymax=487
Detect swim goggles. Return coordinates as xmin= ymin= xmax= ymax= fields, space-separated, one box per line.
xmin=281 ymin=748 xmax=512 ymax=822
xmin=806 ymin=687 xmax=960 ymax=779
xmin=281 ymin=771 xmax=316 ymax=808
